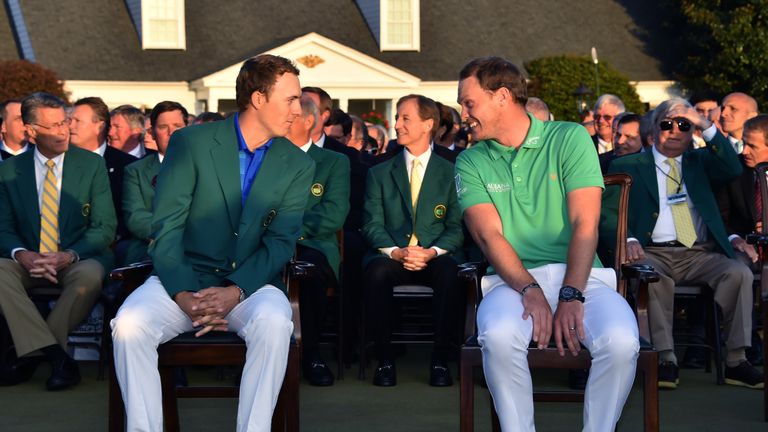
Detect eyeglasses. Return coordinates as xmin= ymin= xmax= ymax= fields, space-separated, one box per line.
xmin=595 ymin=114 xmax=614 ymax=122
xmin=32 ymin=118 xmax=72 ymax=131
xmin=659 ymin=119 xmax=692 ymax=132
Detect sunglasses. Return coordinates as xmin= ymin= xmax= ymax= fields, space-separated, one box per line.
xmin=659 ymin=119 xmax=692 ymax=132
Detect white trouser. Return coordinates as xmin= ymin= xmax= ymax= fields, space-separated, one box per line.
xmin=111 ymin=276 xmax=293 ymax=432
xmin=477 ymin=264 xmax=639 ymax=432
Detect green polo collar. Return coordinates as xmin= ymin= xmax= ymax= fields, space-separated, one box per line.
xmin=481 ymin=113 xmax=544 ymax=161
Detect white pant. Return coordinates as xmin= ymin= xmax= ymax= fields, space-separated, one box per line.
xmin=478 ymin=264 xmax=639 ymax=432
xmin=111 ymin=276 xmax=293 ymax=432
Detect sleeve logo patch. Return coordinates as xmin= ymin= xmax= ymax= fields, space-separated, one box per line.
xmin=311 ymin=183 xmax=324 ymax=196
xmin=434 ymin=204 xmax=447 ymax=219
xmin=485 ymin=183 xmax=511 ymax=193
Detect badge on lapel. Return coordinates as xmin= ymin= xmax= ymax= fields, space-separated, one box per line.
xmin=263 ymin=209 xmax=277 ymax=227
xmin=434 ymin=204 xmax=446 ymax=219
xmin=311 ymin=183 xmax=324 ymax=197
xmin=82 ymin=203 xmax=91 ymax=217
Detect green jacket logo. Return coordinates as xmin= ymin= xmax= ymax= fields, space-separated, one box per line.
xmin=311 ymin=183 xmax=324 ymax=197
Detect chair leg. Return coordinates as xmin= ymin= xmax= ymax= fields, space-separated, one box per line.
xmin=108 ymin=363 xmax=125 ymax=432
xmin=762 ymin=299 xmax=767 ymax=422
xmin=98 ymin=313 xmax=111 ymax=381
xmin=160 ymin=365 xmax=181 ymax=432
xmin=337 ymin=286 xmax=344 ymax=380
xmin=460 ymin=355 xmax=474 ymax=432
xmin=287 ymin=343 xmax=300 ymax=432
xmin=640 ymin=352 xmax=660 ymax=432
xmin=358 ymin=297 xmax=367 ymax=381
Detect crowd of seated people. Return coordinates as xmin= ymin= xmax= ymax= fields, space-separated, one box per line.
xmin=0 ymin=54 xmax=764 ymax=432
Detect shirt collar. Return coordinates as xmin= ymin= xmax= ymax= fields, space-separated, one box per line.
xmin=651 ymin=145 xmax=682 ymax=165
xmin=403 ymin=144 xmax=432 ymax=167
xmin=2 ymin=141 xmax=28 ymax=155
xmin=315 ymin=133 xmax=326 ymax=148
xmin=481 ymin=112 xmax=543 ymax=161
xmin=34 ymin=146 xmax=65 ymax=168
xmin=158 ymin=153 xmax=165 ymax=163
xmin=93 ymin=142 xmax=107 ymax=157
xmin=234 ymin=112 xmax=273 ymax=154
xmin=300 ymin=140 xmax=313 ymax=153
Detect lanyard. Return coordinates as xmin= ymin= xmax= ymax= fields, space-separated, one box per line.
xmin=654 ymin=163 xmax=683 ymax=194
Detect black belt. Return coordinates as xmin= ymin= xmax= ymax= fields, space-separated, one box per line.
xmin=647 ymin=240 xmax=687 ymax=247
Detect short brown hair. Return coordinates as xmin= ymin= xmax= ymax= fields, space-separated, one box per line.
xmin=744 ymin=114 xmax=768 ymax=143
xmin=301 ymin=86 xmax=332 ymax=115
xmin=459 ymin=56 xmax=528 ymax=106
xmin=396 ymin=94 xmax=439 ymax=139
xmin=149 ymin=101 xmax=189 ymax=128
xmin=236 ymin=54 xmax=300 ymax=112
xmin=74 ymin=97 xmax=110 ymax=137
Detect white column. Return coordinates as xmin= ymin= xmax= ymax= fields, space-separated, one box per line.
xmin=338 ymin=98 xmax=349 ymax=112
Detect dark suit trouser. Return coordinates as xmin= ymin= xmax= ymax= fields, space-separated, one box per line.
xmin=297 ymin=245 xmax=336 ymax=361
xmin=364 ymin=254 xmax=460 ymax=361
xmin=0 ymin=258 xmax=104 ymax=357
xmin=640 ymin=242 xmax=753 ymax=353
xmin=342 ymin=229 xmax=365 ymax=355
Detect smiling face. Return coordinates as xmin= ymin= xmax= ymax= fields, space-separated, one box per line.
xmin=594 ymin=104 xmax=621 ymax=142
xmin=395 ymin=97 xmax=433 ymax=150
xmin=252 ymin=72 xmax=302 ymax=139
xmin=457 ymin=76 xmax=502 ymax=142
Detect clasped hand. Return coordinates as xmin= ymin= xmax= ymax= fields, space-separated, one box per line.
xmin=175 ymin=286 xmax=241 ymax=337
xmin=522 ymin=288 xmax=585 ymax=356
xmin=391 ymin=246 xmax=437 ymax=271
xmin=16 ymin=250 xmax=74 ymax=284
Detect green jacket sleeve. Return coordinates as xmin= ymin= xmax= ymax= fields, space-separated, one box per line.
xmin=149 ymin=132 xmax=199 ymax=297
xmin=302 ymin=155 xmax=350 ymax=239
xmin=122 ymin=162 xmax=153 ymax=240
xmin=362 ymin=168 xmax=397 ymax=248
xmin=701 ymin=130 xmax=743 ymax=185
xmin=431 ymin=178 xmax=464 ymax=253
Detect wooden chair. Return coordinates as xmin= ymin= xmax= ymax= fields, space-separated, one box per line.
xmin=745 ymin=162 xmax=768 ymax=422
xmin=673 ymin=284 xmax=724 ymax=384
xmin=107 ymin=260 xmax=311 ymax=432
xmin=458 ymin=173 xmax=660 ymax=432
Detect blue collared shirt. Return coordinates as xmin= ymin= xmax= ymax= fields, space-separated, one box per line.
xmin=234 ymin=112 xmax=272 ymax=206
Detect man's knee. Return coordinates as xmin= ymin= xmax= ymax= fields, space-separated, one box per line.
xmin=591 ymin=326 xmax=640 ymax=363
xmin=111 ymin=306 xmax=154 ymax=344
xmin=478 ymin=314 xmax=530 ymax=354
xmin=243 ymin=297 xmax=293 ymax=341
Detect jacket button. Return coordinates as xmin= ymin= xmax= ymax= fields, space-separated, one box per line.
xmin=234 ymin=232 xmax=238 ymax=237
xmin=231 ymin=262 xmax=237 ymax=270
xmin=214 ymin=269 xmax=220 ymax=273
xmin=652 ymin=212 xmax=658 ymax=218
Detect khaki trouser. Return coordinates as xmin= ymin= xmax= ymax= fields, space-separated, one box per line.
xmin=0 ymin=258 xmax=103 ymax=357
xmin=640 ymin=241 xmax=753 ymax=352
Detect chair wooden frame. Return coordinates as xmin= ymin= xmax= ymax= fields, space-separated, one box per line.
xmin=107 ymin=260 xmax=310 ymax=432
xmin=745 ymin=162 xmax=768 ymax=422
xmin=458 ymin=173 xmax=660 ymax=432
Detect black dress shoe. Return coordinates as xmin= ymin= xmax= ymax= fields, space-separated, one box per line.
xmin=373 ymin=360 xmax=396 ymax=387
xmin=429 ymin=362 xmax=453 ymax=387
xmin=724 ymin=360 xmax=764 ymax=389
xmin=46 ymin=357 xmax=80 ymax=391
xmin=568 ymin=369 xmax=588 ymax=390
xmin=0 ymin=357 xmax=40 ymax=386
xmin=680 ymin=347 xmax=707 ymax=369
xmin=305 ymin=359 xmax=335 ymax=387
xmin=658 ymin=361 xmax=679 ymax=389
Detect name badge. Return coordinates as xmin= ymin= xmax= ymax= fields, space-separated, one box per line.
xmin=667 ymin=193 xmax=687 ymax=205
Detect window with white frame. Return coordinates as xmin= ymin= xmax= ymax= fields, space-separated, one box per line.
xmin=141 ymin=0 xmax=186 ymax=50
xmin=380 ymin=0 xmax=420 ymax=51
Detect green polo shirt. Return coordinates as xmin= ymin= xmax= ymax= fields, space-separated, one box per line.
xmin=455 ymin=114 xmax=604 ymax=272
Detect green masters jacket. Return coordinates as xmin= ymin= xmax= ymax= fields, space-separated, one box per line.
xmin=0 ymin=145 xmax=116 ymax=270
xmin=121 ymin=152 xmax=161 ymax=265
xmin=297 ymin=144 xmax=350 ymax=278
xmin=362 ymin=149 xmax=464 ymax=268
xmin=601 ymin=131 xmax=742 ymax=260
xmin=149 ymin=118 xmax=315 ymax=297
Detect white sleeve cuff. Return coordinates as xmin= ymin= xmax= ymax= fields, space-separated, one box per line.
xmin=11 ymin=248 xmax=27 ymax=262
xmin=378 ymin=247 xmax=397 ymax=259
xmin=431 ymin=246 xmax=448 ymax=257
xmin=728 ymin=234 xmax=741 ymax=242
xmin=701 ymin=124 xmax=717 ymax=142
xmin=627 ymin=238 xmax=640 ymax=244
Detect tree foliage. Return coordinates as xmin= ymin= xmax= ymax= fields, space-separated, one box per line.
xmin=660 ymin=0 xmax=768 ymax=107
xmin=525 ymin=56 xmax=645 ymax=122
xmin=0 ymin=60 xmax=68 ymax=102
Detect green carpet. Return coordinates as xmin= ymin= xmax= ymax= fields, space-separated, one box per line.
xmin=0 ymin=347 xmax=764 ymax=431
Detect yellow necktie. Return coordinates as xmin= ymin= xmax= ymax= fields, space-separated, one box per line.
xmin=665 ymin=158 xmax=696 ymax=247
xmin=39 ymin=160 xmax=60 ymax=253
xmin=409 ymin=159 xmax=423 ymax=246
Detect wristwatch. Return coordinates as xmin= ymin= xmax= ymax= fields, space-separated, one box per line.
xmin=235 ymin=285 xmax=246 ymax=303
xmin=558 ymin=285 xmax=585 ymax=303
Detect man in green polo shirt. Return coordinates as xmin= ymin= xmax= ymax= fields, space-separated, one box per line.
xmin=454 ymin=56 xmax=639 ymax=432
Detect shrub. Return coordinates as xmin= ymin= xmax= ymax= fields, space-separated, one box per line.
xmin=0 ymin=60 xmax=68 ymax=102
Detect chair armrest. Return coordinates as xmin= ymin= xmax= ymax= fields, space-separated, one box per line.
xmin=621 ymin=263 xmax=658 ymax=345
xmin=621 ymin=263 xmax=660 ymax=284
xmin=109 ymin=261 xmax=154 ymax=296
xmin=285 ymin=260 xmax=314 ymax=348
xmin=458 ymin=261 xmax=485 ymax=343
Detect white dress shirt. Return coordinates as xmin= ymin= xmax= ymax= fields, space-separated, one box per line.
xmin=92 ymin=142 xmax=107 ymax=157
xmin=128 ymin=143 xmax=146 ymax=159
xmin=2 ymin=142 xmax=29 ymax=156
xmin=300 ymin=139 xmax=313 ymax=153
xmin=314 ymin=134 xmax=326 ymax=149
xmin=596 ymin=137 xmax=612 ymax=154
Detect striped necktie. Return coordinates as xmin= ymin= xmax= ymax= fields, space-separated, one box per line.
xmin=409 ymin=159 xmax=423 ymax=246
xmin=665 ymin=158 xmax=696 ymax=247
xmin=39 ymin=160 xmax=60 ymax=253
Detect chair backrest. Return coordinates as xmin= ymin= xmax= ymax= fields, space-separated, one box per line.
xmin=602 ymin=173 xmax=632 ymax=297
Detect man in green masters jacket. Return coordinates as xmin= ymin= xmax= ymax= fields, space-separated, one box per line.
xmin=111 ymin=55 xmax=315 ymax=432
xmin=286 ymin=97 xmax=350 ymax=386
xmin=0 ymin=93 xmax=116 ymax=390
xmin=363 ymin=94 xmax=464 ymax=387
xmin=121 ymin=100 xmax=189 ymax=265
